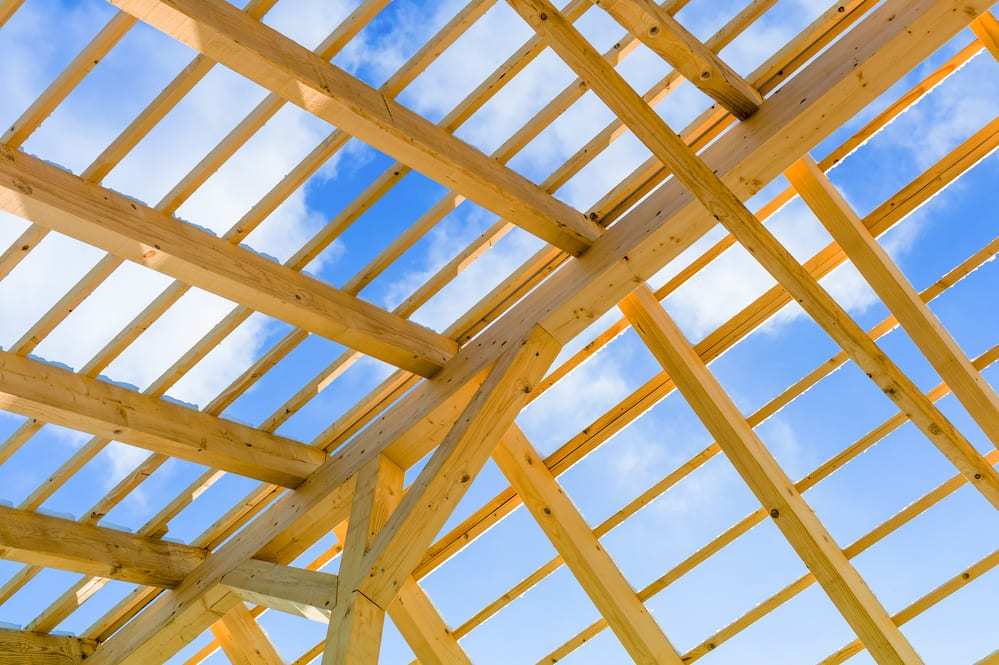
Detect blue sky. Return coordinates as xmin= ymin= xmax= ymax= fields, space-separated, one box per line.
xmin=0 ymin=0 xmax=997 ymax=663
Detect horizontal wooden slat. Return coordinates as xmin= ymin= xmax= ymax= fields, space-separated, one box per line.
xmin=109 ymin=0 xmax=602 ymax=256
xmin=0 ymin=628 xmax=94 ymax=665
xmin=0 ymin=351 xmax=326 ymax=487
xmin=0 ymin=147 xmax=457 ymax=378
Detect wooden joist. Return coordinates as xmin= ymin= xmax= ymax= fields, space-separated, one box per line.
xmin=785 ymin=156 xmax=999 ymax=446
xmin=388 ymin=579 xmax=472 ymax=665
xmin=0 ymin=147 xmax=457 ymax=378
xmin=971 ymin=11 xmax=999 ymax=59
xmin=0 ymin=504 xmax=339 ymax=619
xmin=619 ymin=285 xmax=922 ymax=664
xmin=0 ymin=351 xmax=326 ymax=487
xmin=494 ymin=426 xmax=683 ymax=665
xmin=0 ymin=628 xmax=94 ymax=665
xmin=593 ymin=0 xmax=763 ymax=118
xmin=107 ymin=0 xmax=602 ymax=256
xmin=210 ymin=603 xmax=284 ymax=665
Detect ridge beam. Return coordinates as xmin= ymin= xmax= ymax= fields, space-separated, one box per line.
xmin=108 ymin=0 xmax=602 ymax=256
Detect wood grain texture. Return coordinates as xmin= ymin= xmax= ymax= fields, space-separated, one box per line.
xmin=0 ymin=350 xmax=325 ymax=487
xmin=0 ymin=147 xmax=457 ymax=378
xmin=620 ymin=284 xmax=922 ymax=664
xmin=109 ymin=0 xmax=601 ymax=256
xmin=594 ymin=0 xmax=762 ymax=118
xmin=211 ymin=603 xmax=283 ymax=665
xmin=494 ymin=426 xmax=683 ymax=665
xmin=0 ymin=629 xmax=94 ymax=665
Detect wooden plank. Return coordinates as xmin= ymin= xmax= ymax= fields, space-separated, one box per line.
xmin=594 ymin=0 xmax=763 ymax=118
xmin=620 ymin=284 xmax=922 ymax=664
xmin=82 ymin=3 xmax=987 ymax=661
xmin=109 ymin=0 xmax=601 ymax=256
xmin=971 ymin=11 xmax=999 ymax=60
xmin=356 ymin=326 xmax=562 ymax=609
xmin=221 ymin=559 xmax=338 ymax=623
xmin=0 ymin=503 xmax=206 ymax=588
xmin=0 ymin=147 xmax=456 ymax=378
xmin=0 ymin=0 xmax=25 ymax=27
xmin=324 ymin=456 xmax=403 ymax=665
xmin=387 ymin=578 xmax=472 ymax=665
xmin=0 ymin=628 xmax=94 ymax=665
xmin=210 ymin=603 xmax=283 ymax=665
xmin=0 ymin=351 xmax=326 ymax=487
xmin=507 ymin=0 xmax=999 ymax=509
xmin=786 ymin=156 xmax=999 ymax=446
xmin=493 ymin=426 xmax=683 ymax=665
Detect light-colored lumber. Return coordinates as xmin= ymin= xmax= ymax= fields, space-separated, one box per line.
xmin=78 ymin=2 xmax=989 ymax=661
xmin=221 ymin=559 xmax=338 ymax=623
xmin=594 ymin=0 xmax=763 ymax=118
xmin=971 ymin=11 xmax=999 ymax=59
xmin=0 ymin=628 xmax=94 ymax=665
xmin=0 ymin=503 xmax=338 ymax=621
xmin=0 ymin=0 xmax=26 ymax=27
xmin=0 ymin=147 xmax=456 ymax=377
xmin=324 ymin=456 xmax=403 ymax=665
xmin=620 ymin=284 xmax=922 ymax=664
xmin=108 ymin=0 xmax=602 ymax=256
xmin=210 ymin=603 xmax=283 ymax=665
xmin=493 ymin=426 xmax=683 ymax=665
xmin=0 ymin=503 xmax=205 ymax=587
xmin=507 ymin=0 xmax=999 ymax=511
xmin=387 ymin=579 xmax=472 ymax=665
xmin=354 ymin=326 xmax=562 ymax=609
xmin=786 ymin=155 xmax=999 ymax=445
xmin=0 ymin=351 xmax=325 ymax=487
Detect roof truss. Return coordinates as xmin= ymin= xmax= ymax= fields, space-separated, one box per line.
xmin=0 ymin=0 xmax=997 ymax=663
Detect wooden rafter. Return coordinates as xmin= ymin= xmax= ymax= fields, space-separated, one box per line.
xmin=0 ymin=351 xmax=325 ymax=487
xmin=594 ymin=0 xmax=763 ymax=118
xmin=0 ymin=0 xmax=996 ymax=662
xmin=494 ymin=426 xmax=684 ymax=664
xmin=109 ymin=0 xmax=602 ymax=256
xmin=620 ymin=285 xmax=921 ymax=663
xmin=210 ymin=603 xmax=283 ymax=665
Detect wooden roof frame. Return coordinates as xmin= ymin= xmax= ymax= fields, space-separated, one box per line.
xmin=0 ymin=0 xmax=997 ymax=663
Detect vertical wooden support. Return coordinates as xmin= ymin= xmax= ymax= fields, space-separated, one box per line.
xmin=786 ymin=155 xmax=999 ymax=446
xmin=210 ymin=602 xmax=284 ymax=665
xmin=324 ymin=456 xmax=404 ymax=665
xmin=620 ymin=284 xmax=922 ymax=665
xmin=494 ymin=426 xmax=684 ymax=665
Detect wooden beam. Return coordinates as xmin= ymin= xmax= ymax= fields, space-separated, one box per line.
xmin=0 ymin=503 xmax=338 ymax=621
xmin=387 ymin=579 xmax=471 ymax=665
xmin=325 ymin=456 xmax=403 ymax=665
xmin=0 ymin=503 xmax=205 ymax=588
xmin=107 ymin=0 xmax=601 ymax=256
xmin=620 ymin=284 xmax=922 ymax=664
xmin=0 ymin=148 xmax=457 ymax=378
xmin=221 ymin=559 xmax=338 ymax=623
xmin=355 ymin=326 xmax=562 ymax=609
xmin=507 ymin=0 xmax=999 ymax=509
xmin=493 ymin=426 xmax=683 ymax=665
xmin=971 ymin=11 xmax=999 ymax=60
xmin=210 ymin=603 xmax=283 ymax=665
xmin=594 ymin=0 xmax=763 ymax=118
xmin=0 ymin=628 xmax=94 ymax=665
xmin=786 ymin=156 xmax=999 ymax=445
xmin=82 ymin=3 xmax=989 ymax=662
xmin=0 ymin=351 xmax=326 ymax=487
